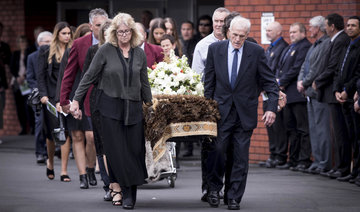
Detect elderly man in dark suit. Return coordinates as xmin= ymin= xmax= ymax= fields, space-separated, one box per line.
xmin=259 ymin=21 xmax=289 ymax=168
xmin=276 ymin=23 xmax=312 ymax=171
xmin=204 ymin=16 xmax=279 ymax=210
xmin=135 ymin=22 xmax=163 ymax=68
xmin=313 ymin=13 xmax=351 ymax=178
xmin=26 ymin=31 xmax=52 ymax=164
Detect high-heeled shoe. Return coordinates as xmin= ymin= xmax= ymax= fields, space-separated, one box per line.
xmin=112 ymin=191 xmax=122 ymax=206
xmin=79 ymin=174 xmax=89 ymax=189
xmin=46 ymin=168 xmax=54 ymax=180
xmin=86 ymin=167 xmax=97 ymax=186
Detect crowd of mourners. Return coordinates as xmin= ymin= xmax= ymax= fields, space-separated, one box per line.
xmin=0 ymin=6 xmax=359 ymax=210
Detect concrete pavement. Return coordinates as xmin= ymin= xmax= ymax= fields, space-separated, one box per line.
xmin=0 ymin=135 xmax=360 ymax=212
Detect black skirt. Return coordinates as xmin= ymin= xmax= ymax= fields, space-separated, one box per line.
xmin=100 ymin=115 xmax=148 ymax=186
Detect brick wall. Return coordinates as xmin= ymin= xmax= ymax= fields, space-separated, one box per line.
xmin=0 ymin=0 xmax=24 ymax=136
xmin=224 ymin=0 xmax=360 ymax=163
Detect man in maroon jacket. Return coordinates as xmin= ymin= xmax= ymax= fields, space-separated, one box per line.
xmin=135 ymin=22 xmax=164 ymax=68
xmin=60 ymin=8 xmax=108 ymax=192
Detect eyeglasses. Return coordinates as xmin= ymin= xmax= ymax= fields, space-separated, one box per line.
xmin=199 ymin=23 xmax=211 ymax=27
xmin=116 ymin=29 xmax=131 ymax=36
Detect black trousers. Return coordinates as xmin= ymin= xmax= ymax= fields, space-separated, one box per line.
xmin=207 ymin=105 xmax=253 ymax=203
xmin=329 ymin=103 xmax=350 ymax=173
xmin=283 ymin=102 xmax=311 ymax=166
xmin=263 ymin=101 xmax=288 ymax=162
xmin=339 ymin=102 xmax=360 ymax=175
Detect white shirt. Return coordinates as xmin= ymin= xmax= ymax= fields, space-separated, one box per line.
xmin=192 ymin=33 xmax=222 ymax=77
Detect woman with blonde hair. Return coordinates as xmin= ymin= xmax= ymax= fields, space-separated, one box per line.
xmin=72 ymin=13 xmax=152 ymax=209
xmin=38 ymin=21 xmax=73 ymax=182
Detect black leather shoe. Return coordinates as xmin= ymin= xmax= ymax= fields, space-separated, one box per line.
xmin=320 ymin=169 xmax=335 ymax=177
xmin=311 ymin=168 xmax=325 ymax=175
xmin=86 ymin=167 xmax=97 ymax=186
xmin=304 ymin=166 xmax=317 ymax=174
xmin=104 ymin=190 xmax=112 ymax=201
xmin=329 ymin=171 xmax=345 ymax=179
xmin=207 ymin=191 xmax=219 ymax=207
xmin=79 ymin=174 xmax=89 ymax=189
xmin=337 ymin=174 xmax=356 ymax=182
xmin=227 ymin=199 xmax=240 ymax=210
xmin=201 ymin=189 xmax=208 ymax=202
xmin=265 ymin=158 xmax=277 ymax=168
xmin=349 ymin=176 xmax=360 ymax=184
xmin=355 ymin=178 xmax=360 ymax=186
xmin=36 ymin=155 xmax=45 ymax=164
xmin=297 ymin=164 xmax=309 ymax=172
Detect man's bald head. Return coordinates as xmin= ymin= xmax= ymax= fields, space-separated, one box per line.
xmin=266 ymin=21 xmax=283 ymax=42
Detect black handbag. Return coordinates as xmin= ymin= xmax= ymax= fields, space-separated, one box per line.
xmin=52 ymin=114 xmax=67 ymax=145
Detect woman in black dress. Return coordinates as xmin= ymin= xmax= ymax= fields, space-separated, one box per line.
xmin=38 ymin=22 xmax=73 ymax=182
xmin=72 ymin=12 xmax=152 ymax=210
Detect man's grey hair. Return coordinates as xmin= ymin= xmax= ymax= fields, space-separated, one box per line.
xmin=212 ymin=7 xmax=230 ymax=20
xmin=310 ymin=16 xmax=326 ymax=33
xmin=230 ymin=16 xmax=251 ymax=33
xmin=37 ymin=31 xmax=52 ymax=43
xmin=89 ymin=8 xmax=108 ymax=24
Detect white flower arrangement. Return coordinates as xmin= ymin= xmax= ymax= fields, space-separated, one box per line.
xmin=147 ymin=50 xmax=204 ymax=96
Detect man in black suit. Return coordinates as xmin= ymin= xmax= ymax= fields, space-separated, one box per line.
xmin=313 ymin=13 xmax=351 ymax=179
xmin=259 ymin=21 xmax=289 ymax=168
xmin=204 ymin=16 xmax=279 ymax=210
xmin=26 ymin=31 xmax=52 ymax=164
xmin=332 ymin=16 xmax=360 ymax=181
xmin=276 ymin=23 xmax=312 ymax=170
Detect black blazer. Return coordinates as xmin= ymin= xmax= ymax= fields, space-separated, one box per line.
xmin=266 ymin=37 xmax=288 ymax=74
xmin=204 ymin=40 xmax=279 ymax=130
xmin=277 ymin=38 xmax=311 ymax=104
xmin=0 ymin=41 xmax=11 ymax=89
xmin=315 ymin=31 xmax=350 ymax=103
xmin=10 ymin=50 xmax=28 ymax=78
xmin=333 ymin=37 xmax=360 ymax=99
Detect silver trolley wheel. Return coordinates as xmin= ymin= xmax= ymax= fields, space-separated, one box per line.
xmin=167 ymin=175 xmax=175 ymax=188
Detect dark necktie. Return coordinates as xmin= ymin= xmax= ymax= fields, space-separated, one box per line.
xmin=231 ymin=49 xmax=239 ymax=89
xmin=266 ymin=44 xmax=273 ymax=58
xmin=340 ymin=44 xmax=351 ymax=75
xmin=280 ymin=45 xmax=294 ymax=66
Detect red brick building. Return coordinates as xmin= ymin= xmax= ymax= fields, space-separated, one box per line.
xmin=1 ymin=0 xmax=359 ymax=163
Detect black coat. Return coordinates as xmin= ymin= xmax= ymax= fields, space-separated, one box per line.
xmin=333 ymin=37 xmax=360 ymax=99
xmin=266 ymin=37 xmax=288 ymax=74
xmin=10 ymin=50 xmax=28 ymax=78
xmin=0 ymin=41 xmax=11 ymax=89
xmin=204 ymin=40 xmax=279 ymax=130
xmin=277 ymin=38 xmax=312 ymax=104
xmin=315 ymin=31 xmax=351 ymax=103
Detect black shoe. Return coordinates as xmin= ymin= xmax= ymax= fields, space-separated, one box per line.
xmin=304 ymin=166 xmax=317 ymax=174
xmin=311 ymin=168 xmax=325 ymax=175
xmin=296 ymin=164 xmax=309 ymax=172
xmin=201 ymin=190 xmax=208 ymax=202
xmin=86 ymin=167 xmax=97 ymax=186
xmin=320 ymin=169 xmax=335 ymax=177
xmin=337 ymin=174 xmax=357 ymax=182
xmin=329 ymin=171 xmax=345 ymax=179
xmin=207 ymin=191 xmax=219 ymax=207
xmin=104 ymin=190 xmax=112 ymax=201
xmin=183 ymin=151 xmax=193 ymax=157
xmin=349 ymin=176 xmax=360 ymax=184
xmin=36 ymin=155 xmax=45 ymax=164
xmin=265 ymin=158 xmax=277 ymax=168
xmin=355 ymin=177 xmax=360 ymax=186
xmin=228 ymin=199 xmax=240 ymax=210
xmin=79 ymin=174 xmax=89 ymax=189
xmin=276 ymin=163 xmax=294 ymax=169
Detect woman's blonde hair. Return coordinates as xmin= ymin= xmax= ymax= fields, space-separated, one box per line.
xmin=105 ymin=13 xmax=143 ymax=48
xmin=48 ymin=22 xmax=73 ymax=64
